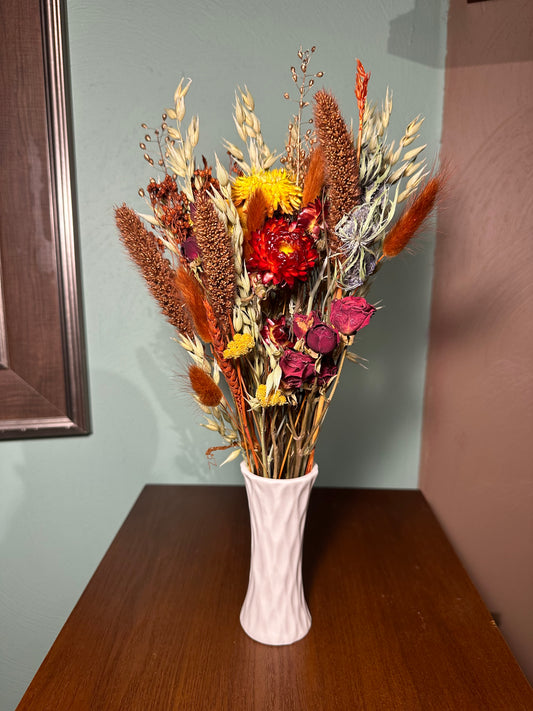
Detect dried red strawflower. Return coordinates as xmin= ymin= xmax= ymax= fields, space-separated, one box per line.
xmin=247 ymin=217 xmax=318 ymax=287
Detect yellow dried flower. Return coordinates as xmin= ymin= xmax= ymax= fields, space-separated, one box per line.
xmin=232 ymin=170 xmax=302 ymax=224
xmin=256 ymin=384 xmax=287 ymax=408
xmin=223 ymin=332 xmax=254 ymax=359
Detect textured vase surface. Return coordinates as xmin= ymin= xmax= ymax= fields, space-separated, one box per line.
xmin=240 ymin=461 xmax=318 ymax=645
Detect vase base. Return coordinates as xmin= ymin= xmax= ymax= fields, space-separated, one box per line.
xmin=240 ymin=610 xmax=311 ymax=646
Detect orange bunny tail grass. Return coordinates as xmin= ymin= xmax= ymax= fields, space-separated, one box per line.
xmin=188 ymin=364 xmax=223 ymax=407
xmin=313 ymin=90 xmax=361 ymax=250
xmin=382 ymin=173 xmax=443 ymax=258
xmin=115 ymin=205 xmax=194 ymax=338
xmin=301 ymin=146 xmax=325 ymax=206
xmin=204 ymin=300 xmax=241 ymax=403
xmin=244 ymin=188 xmax=268 ymax=260
xmin=246 ymin=188 xmax=268 ymax=234
xmin=192 ymin=192 xmax=236 ymax=335
xmin=176 ymin=267 xmax=212 ymax=343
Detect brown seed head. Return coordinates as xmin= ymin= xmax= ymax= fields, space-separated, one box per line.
xmin=115 ymin=204 xmax=194 ymax=337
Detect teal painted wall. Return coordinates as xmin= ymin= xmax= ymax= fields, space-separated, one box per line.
xmin=0 ymin=1 xmax=447 ymax=707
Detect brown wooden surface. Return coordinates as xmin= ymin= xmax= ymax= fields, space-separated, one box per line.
xmin=0 ymin=0 xmax=89 ymax=438
xmin=16 ymin=486 xmax=533 ymax=710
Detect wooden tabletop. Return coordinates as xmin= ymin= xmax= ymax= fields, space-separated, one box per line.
xmin=16 ymin=485 xmax=533 ymax=710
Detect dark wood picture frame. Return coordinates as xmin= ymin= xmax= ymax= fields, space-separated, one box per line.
xmin=0 ymin=0 xmax=90 ymax=438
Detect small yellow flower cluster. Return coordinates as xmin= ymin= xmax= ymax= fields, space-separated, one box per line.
xmin=223 ymin=332 xmax=254 ymax=359
xmin=255 ymin=384 xmax=287 ymax=408
xmin=232 ymin=170 xmax=302 ymax=219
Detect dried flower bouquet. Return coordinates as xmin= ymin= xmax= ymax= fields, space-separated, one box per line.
xmin=116 ymin=48 xmax=441 ymax=479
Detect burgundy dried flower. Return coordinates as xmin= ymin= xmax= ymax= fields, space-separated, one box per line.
xmin=306 ymin=323 xmax=339 ymax=354
xmin=296 ymin=199 xmax=323 ymax=239
xmin=182 ymin=236 xmax=201 ymax=261
xmin=330 ymin=296 xmax=376 ymax=335
xmin=316 ymin=358 xmax=338 ymax=387
xmin=280 ymin=349 xmax=316 ymax=389
xmin=292 ymin=311 xmax=320 ymax=340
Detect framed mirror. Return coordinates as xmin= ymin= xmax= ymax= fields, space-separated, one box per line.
xmin=0 ymin=0 xmax=90 ymax=438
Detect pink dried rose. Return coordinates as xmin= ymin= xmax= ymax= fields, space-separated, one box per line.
xmin=306 ymin=323 xmax=339 ymax=355
xmin=292 ymin=311 xmax=320 ymax=340
xmin=279 ymin=349 xmax=316 ymax=389
xmin=330 ymin=296 xmax=376 ymax=335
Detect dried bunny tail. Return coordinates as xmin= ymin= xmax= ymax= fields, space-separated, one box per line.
xmin=382 ymin=172 xmax=443 ymax=258
xmin=188 ymin=364 xmax=223 ymax=407
xmin=192 ymin=192 xmax=236 ymax=334
xmin=244 ymin=188 xmax=268 ymax=260
xmin=246 ymin=188 xmax=268 ymax=234
xmin=115 ymin=204 xmax=194 ymax=337
xmin=176 ymin=267 xmax=212 ymax=343
xmin=301 ymin=145 xmax=325 ymax=206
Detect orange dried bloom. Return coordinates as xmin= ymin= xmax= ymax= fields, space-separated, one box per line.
xmin=382 ymin=174 xmax=442 ymax=258
xmin=244 ymin=188 xmax=268 ymax=260
xmin=176 ymin=267 xmax=212 ymax=343
xmin=188 ymin=364 xmax=223 ymax=407
xmin=355 ymin=59 xmax=371 ymax=161
xmin=302 ymin=146 xmax=325 ymax=206
xmin=246 ymin=188 xmax=269 ymax=234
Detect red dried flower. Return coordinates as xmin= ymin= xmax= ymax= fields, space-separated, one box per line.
xmin=296 ymin=199 xmax=324 ymax=239
xmin=280 ymin=349 xmax=316 ymax=389
xmin=247 ymin=217 xmax=318 ymax=287
xmin=330 ymin=296 xmax=375 ymax=335
xmin=292 ymin=311 xmax=320 ymax=340
xmin=306 ymin=323 xmax=339 ymax=354
xmin=261 ymin=316 xmax=292 ymax=349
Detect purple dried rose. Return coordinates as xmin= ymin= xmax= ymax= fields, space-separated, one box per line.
xmin=292 ymin=311 xmax=320 ymax=340
xmin=306 ymin=323 xmax=339 ymax=355
xmin=330 ymin=296 xmax=376 ymax=335
xmin=279 ymin=349 xmax=316 ymax=389
xmin=315 ymin=358 xmax=338 ymax=387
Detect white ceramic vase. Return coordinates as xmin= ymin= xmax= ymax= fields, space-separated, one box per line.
xmin=240 ymin=461 xmax=319 ymax=645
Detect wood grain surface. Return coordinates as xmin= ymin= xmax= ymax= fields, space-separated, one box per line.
xmin=16 ymin=486 xmax=533 ymax=710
